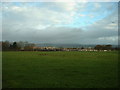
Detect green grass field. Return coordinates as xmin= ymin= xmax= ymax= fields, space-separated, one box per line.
xmin=2 ymin=51 xmax=118 ymax=88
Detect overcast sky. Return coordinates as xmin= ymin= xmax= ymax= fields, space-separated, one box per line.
xmin=2 ymin=1 xmax=118 ymax=44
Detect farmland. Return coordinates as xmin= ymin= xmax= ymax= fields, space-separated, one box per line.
xmin=2 ymin=51 xmax=118 ymax=88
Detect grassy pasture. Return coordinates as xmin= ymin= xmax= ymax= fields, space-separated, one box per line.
xmin=2 ymin=51 xmax=118 ymax=88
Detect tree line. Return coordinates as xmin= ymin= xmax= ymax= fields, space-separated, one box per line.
xmin=1 ymin=41 xmax=119 ymax=51
xmin=1 ymin=41 xmax=35 ymax=51
xmin=94 ymin=45 xmax=119 ymax=51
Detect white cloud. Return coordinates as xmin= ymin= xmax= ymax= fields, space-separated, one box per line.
xmin=94 ymin=3 xmax=101 ymax=8
xmin=79 ymin=14 xmax=86 ymax=17
xmin=2 ymin=2 xmax=89 ymax=30
xmin=11 ymin=6 xmax=23 ymax=12
xmin=105 ymin=23 xmax=118 ymax=30
xmin=98 ymin=36 xmax=118 ymax=41
xmin=2 ymin=3 xmax=76 ymax=28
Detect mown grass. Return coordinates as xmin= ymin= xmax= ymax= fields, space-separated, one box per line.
xmin=2 ymin=51 xmax=118 ymax=88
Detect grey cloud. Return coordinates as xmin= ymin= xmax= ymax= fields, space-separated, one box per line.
xmin=2 ymin=2 xmax=118 ymax=45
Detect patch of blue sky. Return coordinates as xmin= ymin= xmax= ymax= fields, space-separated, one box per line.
xmin=71 ymin=3 xmax=117 ymax=27
xmin=12 ymin=2 xmax=23 ymax=6
xmin=55 ymin=8 xmax=117 ymax=29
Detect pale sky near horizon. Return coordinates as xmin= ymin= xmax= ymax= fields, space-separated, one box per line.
xmin=1 ymin=1 xmax=118 ymax=45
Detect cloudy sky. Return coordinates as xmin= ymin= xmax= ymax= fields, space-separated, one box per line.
xmin=1 ymin=1 xmax=118 ymax=45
